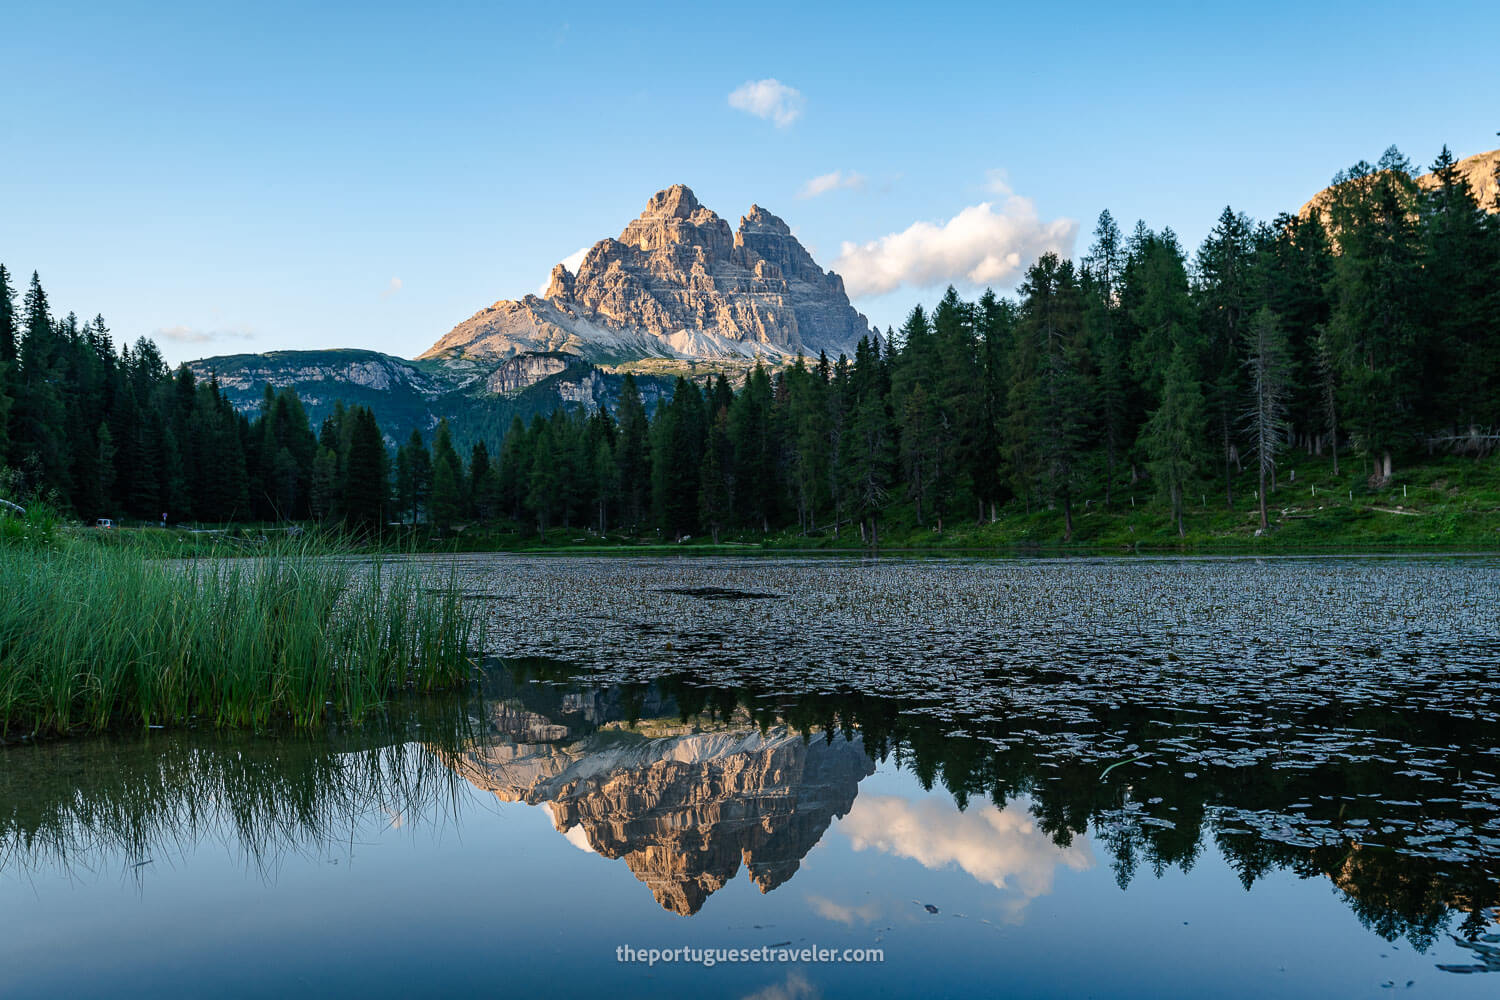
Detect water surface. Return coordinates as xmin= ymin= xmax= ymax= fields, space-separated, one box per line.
xmin=4 ymin=555 xmax=1498 ymax=997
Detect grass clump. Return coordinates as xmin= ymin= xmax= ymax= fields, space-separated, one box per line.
xmin=0 ymin=543 xmax=479 ymax=740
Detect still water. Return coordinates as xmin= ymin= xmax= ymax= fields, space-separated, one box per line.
xmin=3 ymin=555 xmax=1499 ymax=997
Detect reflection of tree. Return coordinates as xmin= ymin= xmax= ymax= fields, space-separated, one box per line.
xmin=505 ymin=661 xmax=1496 ymax=953
xmin=4 ymin=657 xmax=1495 ymax=957
xmin=0 ymin=698 xmax=479 ymax=881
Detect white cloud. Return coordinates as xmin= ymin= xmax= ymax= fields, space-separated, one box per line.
xmin=798 ymin=170 xmax=866 ymax=199
xmin=155 ymin=325 xmax=255 ymax=344
xmin=380 ymin=276 xmax=403 ymax=299
xmin=983 ymin=169 xmax=1013 ymax=196
xmin=536 ymin=246 xmax=592 ymax=296
xmin=837 ymin=794 xmax=1093 ymax=922
xmin=833 ymin=191 xmax=1077 ymax=298
xmin=728 ymin=78 xmax=805 ymax=127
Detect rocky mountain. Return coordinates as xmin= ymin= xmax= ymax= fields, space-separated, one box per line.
xmin=419 ymin=184 xmax=874 ymax=364
xmin=190 ymin=183 xmax=871 ymax=448
xmin=445 ymin=674 xmax=874 ymax=915
xmin=1298 ymin=147 xmax=1500 ymax=227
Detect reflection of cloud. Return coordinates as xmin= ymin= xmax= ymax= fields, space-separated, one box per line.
xmin=550 ymin=802 xmax=596 ymax=853
xmin=838 ymin=795 xmax=1092 ymax=921
xmin=833 ymin=193 xmax=1076 ymax=297
xmin=561 ymin=823 xmax=595 ymax=854
xmin=728 ymin=78 xmax=804 ymax=127
xmin=740 ymin=971 xmax=819 ymax=1000
xmin=155 ymin=325 xmax=255 ymax=344
xmin=806 ymin=894 xmax=880 ymax=926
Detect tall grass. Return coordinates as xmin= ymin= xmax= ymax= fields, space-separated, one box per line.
xmin=0 ymin=542 xmax=479 ymax=740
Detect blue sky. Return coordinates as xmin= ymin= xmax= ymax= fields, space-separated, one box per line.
xmin=4 ymin=0 xmax=1497 ymax=364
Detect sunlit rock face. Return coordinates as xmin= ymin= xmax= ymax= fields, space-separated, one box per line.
xmin=419 ymin=185 xmax=873 ymax=365
xmin=449 ymin=698 xmax=874 ymax=915
xmin=1298 ymin=147 xmax=1500 ymax=231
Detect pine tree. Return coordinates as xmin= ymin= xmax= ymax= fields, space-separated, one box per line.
xmin=14 ymin=272 xmax=68 ymax=492
xmin=468 ymin=440 xmax=491 ymax=517
xmin=652 ymin=378 xmax=706 ymax=536
xmin=614 ymin=374 xmax=651 ymax=531
xmin=341 ymin=407 xmax=388 ymax=533
xmin=699 ymin=408 xmax=733 ymax=544
xmin=1419 ymin=145 xmax=1499 ymax=430
xmin=1195 ymin=207 xmax=1255 ymax=506
xmin=0 ymin=265 xmax=17 ymax=465
xmin=1016 ymin=254 xmax=1089 ymax=539
xmin=430 ymin=418 xmax=465 ymax=531
xmin=1082 ymin=211 xmax=1129 ymax=506
xmin=310 ymin=446 xmax=339 ymax=522
xmin=728 ymin=363 xmax=776 ymax=531
xmin=1324 ymin=156 xmax=1423 ymax=479
xmin=399 ymin=429 xmax=432 ymax=523
xmin=841 ymin=336 xmax=895 ymax=544
xmin=1143 ymin=345 xmax=1207 ymax=537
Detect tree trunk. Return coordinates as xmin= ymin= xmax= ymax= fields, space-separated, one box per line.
xmin=1223 ymin=415 xmax=1234 ymax=508
xmin=1382 ymin=451 xmax=1393 ymax=480
xmin=1258 ymin=463 xmax=1269 ymax=532
xmin=1104 ymin=447 xmax=1114 ymax=508
xmin=1063 ymin=494 xmax=1073 ymax=542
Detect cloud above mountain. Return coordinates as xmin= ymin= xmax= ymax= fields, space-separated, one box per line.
xmin=728 ymin=79 xmax=805 ymax=127
xmin=834 ymin=189 xmax=1076 ymax=298
xmin=799 ymin=170 xmax=866 ymax=199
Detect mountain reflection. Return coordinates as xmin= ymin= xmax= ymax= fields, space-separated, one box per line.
xmin=451 ymin=661 xmax=873 ymax=914
xmin=2 ymin=657 xmax=1495 ymax=965
xmin=460 ymin=660 xmax=1500 ymax=949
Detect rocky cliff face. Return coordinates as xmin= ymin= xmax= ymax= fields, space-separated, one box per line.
xmin=449 ymin=695 xmax=874 ymax=915
xmin=1298 ymin=147 xmax=1500 ymax=228
xmin=420 ymin=185 xmax=874 ymax=365
xmin=482 ymin=352 xmax=576 ymax=395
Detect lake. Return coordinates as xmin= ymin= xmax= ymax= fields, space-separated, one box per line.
xmin=4 ymin=554 xmax=1499 ymax=997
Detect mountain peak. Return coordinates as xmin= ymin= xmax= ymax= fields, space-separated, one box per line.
xmin=419 ymin=184 xmax=873 ymax=365
xmin=642 ymin=183 xmax=700 ymax=219
xmin=739 ymin=204 xmax=791 ymax=236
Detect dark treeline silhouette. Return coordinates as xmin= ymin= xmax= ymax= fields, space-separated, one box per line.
xmin=5 ymin=144 xmax=1497 ymax=537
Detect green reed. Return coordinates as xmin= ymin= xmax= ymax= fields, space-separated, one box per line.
xmin=0 ymin=542 xmax=479 ymax=740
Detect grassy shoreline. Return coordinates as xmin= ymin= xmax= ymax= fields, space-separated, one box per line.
xmin=0 ymin=540 xmax=479 ymax=743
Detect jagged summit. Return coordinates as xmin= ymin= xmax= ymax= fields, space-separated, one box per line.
xmin=418 ymin=185 xmax=874 ymax=365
